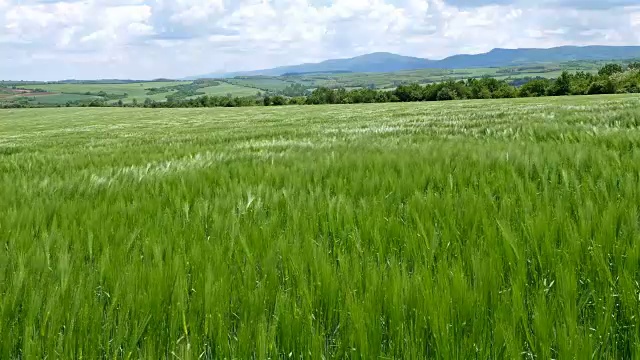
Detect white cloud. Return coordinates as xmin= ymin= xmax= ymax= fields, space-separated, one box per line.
xmin=0 ymin=0 xmax=638 ymax=80
xmin=166 ymin=0 xmax=226 ymax=25
xmin=3 ymin=2 xmax=151 ymax=49
xmin=631 ymin=11 xmax=640 ymax=26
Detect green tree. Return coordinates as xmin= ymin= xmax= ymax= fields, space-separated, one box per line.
xmin=609 ymin=69 xmax=640 ymax=93
xmin=469 ymin=79 xmax=492 ymax=99
xmin=306 ymin=87 xmax=337 ymax=105
xmin=436 ymin=87 xmax=457 ymax=101
xmin=88 ymin=99 xmax=105 ymax=107
xmin=628 ymin=62 xmax=640 ymax=70
xmin=493 ymin=84 xmax=517 ymax=98
xmin=548 ymin=71 xmax=571 ymax=96
xmin=394 ymin=83 xmax=424 ymax=102
xmin=271 ymin=96 xmax=286 ymax=106
xmin=587 ymin=80 xmax=616 ymax=95
xmin=288 ymin=97 xmax=306 ymax=105
xmin=519 ymin=79 xmax=550 ymax=97
xmin=598 ymin=63 xmax=623 ymax=77
xmin=569 ymin=71 xmax=595 ymax=95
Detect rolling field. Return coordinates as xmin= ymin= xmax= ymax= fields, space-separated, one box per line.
xmin=2 ymin=94 xmax=640 ymax=358
xmin=21 ymin=81 xmax=185 ymax=96
xmin=1 ymin=60 xmax=614 ymax=106
xmin=5 ymin=81 xmax=261 ymax=105
xmin=20 ymin=81 xmax=187 ymax=104
xmin=16 ymin=93 xmax=103 ymax=104
xmin=0 ymin=81 xmax=263 ymax=106
xmin=226 ymin=77 xmax=295 ymax=91
xmin=195 ymin=82 xmax=261 ymax=97
xmin=238 ymin=61 xmax=604 ymax=91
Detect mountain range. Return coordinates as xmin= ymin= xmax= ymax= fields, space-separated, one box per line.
xmin=190 ymin=45 xmax=640 ymax=79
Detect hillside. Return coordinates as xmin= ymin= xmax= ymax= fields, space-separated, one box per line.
xmin=188 ymin=52 xmax=434 ymax=79
xmin=437 ymin=46 xmax=640 ymax=68
xmin=190 ymin=45 xmax=640 ymax=79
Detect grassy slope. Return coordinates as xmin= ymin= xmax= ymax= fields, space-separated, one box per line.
xmin=226 ymin=77 xmax=294 ymax=91
xmin=3 ymin=60 xmax=607 ymax=105
xmin=15 ymin=81 xmax=262 ymax=104
xmin=23 ymin=93 xmax=103 ymax=104
xmin=20 ymin=81 xmax=187 ymax=103
xmin=2 ymin=94 xmax=640 ymax=358
xmin=197 ymin=82 xmax=261 ymax=97
xmin=21 ymin=81 xmax=184 ymax=93
xmin=0 ymin=93 xmax=101 ymax=105
xmin=240 ymin=62 xmax=603 ymax=91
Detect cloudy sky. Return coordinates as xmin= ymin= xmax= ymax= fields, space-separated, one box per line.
xmin=1 ymin=0 xmax=639 ymax=80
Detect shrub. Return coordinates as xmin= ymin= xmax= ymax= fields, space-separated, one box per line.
xmin=587 ymin=80 xmax=616 ymax=95
xmin=436 ymin=88 xmax=457 ymax=101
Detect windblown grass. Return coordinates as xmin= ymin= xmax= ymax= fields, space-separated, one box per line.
xmin=2 ymin=94 xmax=640 ymax=358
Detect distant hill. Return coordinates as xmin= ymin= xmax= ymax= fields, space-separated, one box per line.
xmin=436 ymin=46 xmax=640 ymax=68
xmin=189 ymin=45 xmax=640 ymax=79
xmin=55 ymin=79 xmax=180 ymax=84
xmin=188 ymin=52 xmax=435 ymax=79
xmin=281 ymin=70 xmax=354 ymax=76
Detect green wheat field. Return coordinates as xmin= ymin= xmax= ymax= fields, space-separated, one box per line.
xmin=2 ymin=94 xmax=640 ymax=358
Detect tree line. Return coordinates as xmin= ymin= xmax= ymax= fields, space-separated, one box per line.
xmin=3 ymin=63 xmax=639 ymax=109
